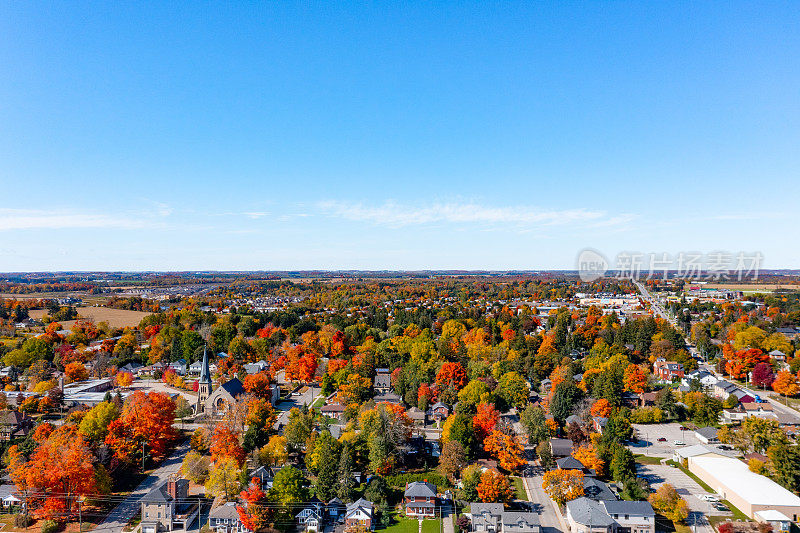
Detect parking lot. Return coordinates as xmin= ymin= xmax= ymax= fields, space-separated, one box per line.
xmin=636 ymin=462 xmax=731 ymax=518
xmin=628 ymin=422 xmax=702 ymax=457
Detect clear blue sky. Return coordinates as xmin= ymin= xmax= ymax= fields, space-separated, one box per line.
xmin=1 ymin=2 xmax=798 ymax=271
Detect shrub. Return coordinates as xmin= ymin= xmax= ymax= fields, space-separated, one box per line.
xmin=40 ymin=519 xmax=59 ymax=533
xmin=385 ymin=472 xmax=450 ymax=488
xmin=718 ymin=522 xmax=734 ymax=533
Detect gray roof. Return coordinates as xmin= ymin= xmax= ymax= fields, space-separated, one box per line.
xmin=220 ymin=377 xmax=245 ymax=397
xmin=374 ymin=374 xmax=391 ymax=388
xmin=406 ymin=501 xmax=435 ymax=508
xmin=144 ymin=483 xmax=172 ymax=503
xmin=470 ymin=503 xmax=504 ymax=517
xmin=210 ymin=503 xmax=240 ymax=520
xmin=405 ymin=481 xmax=437 ymax=498
xmin=566 ymin=498 xmax=615 ymax=527
xmin=346 ymin=498 xmax=374 ymax=514
xmin=556 ymin=456 xmax=585 ymax=470
xmin=501 ymin=511 xmax=540 ymax=530
xmin=582 ymin=478 xmax=616 ymax=501
xmin=549 ymin=438 xmax=573 ymax=456
xmin=602 ymin=500 xmax=655 ymax=517
xmin=695 ymin=427 xmax=718 ymax=439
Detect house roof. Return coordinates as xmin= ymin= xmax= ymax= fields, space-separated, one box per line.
xmin=691 ymin=456 xmax=800 ymax=507
xmin=211 ymin=503 xmax=240 ymax=520
xmin=556 ymin=456 xmax=585 ymax=470
xmin=601 ymin=500 xmax=655 ymax=517
xmin=566 ymin=498 xmax=615 ymax=527
xmin=431 ymin=402 xmax=448 ymax=410
xmin=404 ymin=481 xmax=437 ymax=498
xmin=346 ymin=498 xmax=374 ymax=515
xmin=374 ymin=374 xmax=391 ymax=388
xmin=549 ymin=438 xmax=573 ymax=456
xmin=695 ymin=427 xmax=718 ymax=440
xmin=143 ymin=482 xmax=173 ymax=503
xmin=583 ymin=478 xmax=616 ymax=501
xmin=470 ymin=503 xmax=504 ymax=517
xmin=501 ymin=511 xmax=540 ymax=529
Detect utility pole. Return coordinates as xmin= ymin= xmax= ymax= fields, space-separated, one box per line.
xmin=78 ymin=497 xmax=83 ymax=533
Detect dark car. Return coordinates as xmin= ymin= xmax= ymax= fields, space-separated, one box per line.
xmin=657 ymin=437 xmax=667 ymax=442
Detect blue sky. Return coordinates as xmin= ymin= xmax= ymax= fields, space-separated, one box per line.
xmin=1 ymin=2 xmax=798 ymax=271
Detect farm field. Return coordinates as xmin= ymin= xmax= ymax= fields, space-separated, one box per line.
xmin=28 ymin=306 xmax=152 ymax=328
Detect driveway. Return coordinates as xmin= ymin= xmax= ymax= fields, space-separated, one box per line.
xmin=94 ymin=440 xmax=192 ymax=533
xmin=274 ymin=385 xmax=319 ymax=429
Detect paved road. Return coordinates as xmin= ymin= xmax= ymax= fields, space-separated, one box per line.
xmin=521 ymin=465 xmax=565 ymax=533
xmin=94 ymin=440 xmax=192 ymax=533
xmin=274 ymin=385 xmax=319 ymax=429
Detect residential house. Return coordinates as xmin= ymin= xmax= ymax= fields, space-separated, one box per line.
xmin=470 ymin=503 xmax=541 ymax=533
xmin=140 ymin=478 xmax=198 ymax=533
xmin=166 ymin=360 xmax=187 ymax=376
xmin=429 ymin=402 xmax=449 ymax=423
xmin=344 ymin=498 xmax=374 ymax=531
xmin=373 ymin=392 xmax=403 ymax=405
xmin=321 ymin=402 xmax=347 ymax=421
xmin=326 ymin=498 xmax=346 ymax=523
xmin=209 ymin=502 xmax=248 ymax=533
xmin=694 ymin=427 xmax=719 ymax=444
xmin=712 ymin=380 xmax=738 ymax=400
xmin=243 ymin=360 xmax=269 ymax=375
xmin=549 ymin=438 xmax=574 ymax=458
xmin=0 ymin=411 xmax=34 ymax=441
xmin=565 ymin=497 xmax=655 ymax=533
xmin=582 ymin=478 xmax=616 ymax=502
xmin=406 ymin=407 xmax=427 ymax=426
xmin=557 ymin=456 xmax=595 ymax=477
xmin=776 ymin=327 xmax=799 ymax=341
xmin=723 ymin=402 xmax=777 ymax=423
xmin=653 ymin=359 xmax=684 ymax=381
xmin=373 ymin=371 xmax=391 ymax=395
xmin=404 ymin=481 xmax=437 ymax=518
xmin=296 ymin=497 xmax=324 ymax=532
xmin=681 ymin=371 xmax=718 ymax=389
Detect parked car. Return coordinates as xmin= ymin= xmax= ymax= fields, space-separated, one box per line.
xmin=679 ymin=426 xmax=688 ymax=431
xmin=657 ymin=437 xmax=667 ymax=442
xmin=674 ymin=440 xmax=685 ymax=446
xmin=718 ymin=445 xmax=732 ymax=451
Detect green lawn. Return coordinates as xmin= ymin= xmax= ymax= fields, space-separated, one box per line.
xmin=511 ymin=476 xmax=528 ymax=500
xmin=633 ymin=454 xmax=664 ymax=465
xmin=379 ymin=517 xmax=419 ymax=533
xmin=421 ymin=518 xmax=442 ymax=533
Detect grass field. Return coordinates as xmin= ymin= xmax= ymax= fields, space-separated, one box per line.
xmin=634 ymin=454 xmax=664 ymax=465
xmin=380 ymin=517 xmax=419 ymax=533
xmin=29 ymin=306 xmax=152 ymax=328
xmin=421 ymin=519 xmax=442 ymax=533
xmin=511 ymin=476 xmax=528 ymax=500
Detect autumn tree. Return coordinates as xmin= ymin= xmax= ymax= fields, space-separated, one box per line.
xmin=65 ymin=362 xmax=89 ymax=383
xmin=623 ymin=364 xmax=648 ymax=394
xmin=436 ymin=362 xmax=468 ymax=391
xmin=473 ymin=403 xmax=500 ymax=441
xmin=78 ymin=401 xmax=120 ymax=443
xmin=751 ymin=362 xmax=775 ymax=389
xmin=772 ymin=371 xmax=800 ymax=397
xmin=590 ymin=399 xmax=612 ymax=418
xmin=238 ymin=478 xmax=272 ymax=532
xmin=105 ymin=391 xmax=177 ymax=466
xmin=484 ymin=430 xmax=526 ymax=472
xmin=205 ymin=457 xmax=241 ymax=500
xmin=649 ymin=484 xmax=689 ymax=523
xmin=181 ymin=451 xmax=210 ymax=484
xmin=477 ymin=469 xmax=514 ymax=504
xmin=542 ymin=469 xmax=584 ymax=506
xmin=243 ymin=372 xmax=273 ymax=400
xmin=259 ymin=435 xmax=289 ymax=467
xmin=439 ymin=441 xmax=467 ymax=483
xmin=116 ymin=371 xmax=134 ymax=387
xmin=211 ymin=424 xmax=246 ymax=466
xmin=573 ymin=444 xmax=604 ymax=477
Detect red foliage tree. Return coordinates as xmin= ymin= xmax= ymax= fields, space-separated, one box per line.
xmin=243 ymin=372 xmax=272 ymax=399
xmin=211 ymin=424 xmax=246 ymax=466
xmin=105 ymin=391 xmax=177 ymax=465
xmin=751 ymin=362 xmax=775 ymax=388
xmin=473 ymin=402 xmax=500 ymax=440
xmin=436 ymin=362 xmax=468 ymax=391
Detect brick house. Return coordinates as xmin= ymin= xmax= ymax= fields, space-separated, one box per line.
xmin=404 ymin=481 xmax=437 ymax=518
xmin=653 ymin=358 xmax=684 ymax=381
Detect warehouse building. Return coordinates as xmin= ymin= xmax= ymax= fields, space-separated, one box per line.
xmin=687 ymin=455 xmax=800 ymax=521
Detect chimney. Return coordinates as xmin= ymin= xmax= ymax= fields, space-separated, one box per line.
xmin=167 ymin=479 xmax=177 ymax=499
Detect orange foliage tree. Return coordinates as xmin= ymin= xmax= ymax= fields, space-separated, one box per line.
xmin=65 ymin=362 xmax=89 ymax=383
xmin=477 ymin=469 xmax=514 ymax=504
xmin=484 ymin=430 xmax=526 ymax=472
xmin=116 ymin=371 xmax=134 ymax=387
xmin=772 ymin=371 xmax=800 ymax=397
xmin=623 ymin=364 xmax=648 ymax=394
xmin=9 ymin=425 xmax=105 ymax=519
xmin=542 ymin=469 xmax=585 ymax=506
xmin=237 ymin=478 xmax=272 ymax=531
xmin=243 ymin=372 xmax=273 ymax=399
xmin=573 ymin=445 xmax=605 ymax=476
xmin=724 ymin=346 xmax=769 ymax=380
xmin=105 ymin=391 xmax=177 ymax=465
xmin=211 ymin=424 xmax=246 ymax=466
xmin=590 ymin=399 xmax=612 ymax=418
xmin=473 ymin=403 xmax=500 ymax=441
xmin=436 ymin=362 xmax=468 ymax=391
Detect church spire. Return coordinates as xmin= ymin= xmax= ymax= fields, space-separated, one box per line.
xmin=199 ymin=345 xmax=211 ymax=383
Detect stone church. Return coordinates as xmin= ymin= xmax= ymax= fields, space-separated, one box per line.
xmin=195 ymin=347 xmax=245 ymax=416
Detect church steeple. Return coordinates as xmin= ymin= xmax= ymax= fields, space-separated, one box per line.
xmin=199 ymin=345 xmax=211 ymax=384
xmin=196 ymin=345 xmax=213 ymax=414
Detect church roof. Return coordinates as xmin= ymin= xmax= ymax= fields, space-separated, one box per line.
xmin=199 ymin=346 xmax=212 ymax=383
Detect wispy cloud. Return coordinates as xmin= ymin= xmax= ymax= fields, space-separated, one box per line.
xmin=317 ymin=200 xmax=634 ymax=229
xmin=0 ymin=208 xmax=160 ymax=231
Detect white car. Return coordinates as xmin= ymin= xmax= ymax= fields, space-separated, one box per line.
xmin=700 ymin=495 xmax=720 ymax=502
xmin=674 ymin=440 xmax=685 ymax=446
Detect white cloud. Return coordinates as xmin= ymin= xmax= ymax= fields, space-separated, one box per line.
xmin=0 ymin=208 xmax=157 ymax=231
xmin=317 ymin=200 xmax=633 ymax=229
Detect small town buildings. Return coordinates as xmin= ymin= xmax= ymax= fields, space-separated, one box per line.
xmin=556 ymin=456 xmax=594 ymax=477
xmin=404 ymin=481 xmax=437 ymax=518
xmin=754 ymin=510 xmax=793 ymax=533
xmin=565 ymin=498 xmax=655 ymax=533
xmin=470 ymin=503 xmax=541 ymax=533
xmin=243 ymin=360 xmax=269 ymax=375
xmin=140 ymin=478 xmax=198 ymax=533
xmin=296 ymin=497 xmax=324 ymax=532
xmin=326 ymin=498 xmax=346 ymax=523
xmin=373 ymin=370 xmax=391 ymax=395
xmin=208 ymin=502 xmax=248 ymax=533
xmin=429 ymin=402 xmax=449 ymax=423
xmin=0 ymin=411 xmax=34 ymax=441
xmin=694 ymin=427 xmax=718 ymax=444
xmin=723 ymin=402 xmax=776 ymax=423
xmin=406 ymin=407 xmax=427 ymax=426
xmin=690 ymin=455 xmax=800 ymax=520
xmin=344 ymin=498 xmax=374 ymax=531
xmin=653 ymin=359 xmax=684 ymax=381
xmin=196 ymin=348 xmax=245 ymax=415
xmin=582 ymin=478 xmax=616 ymax=502
xmin=321 ymin=402 xmax=346 ymax=421
xmin=549 ymin=438 xmax=574 ymax=458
